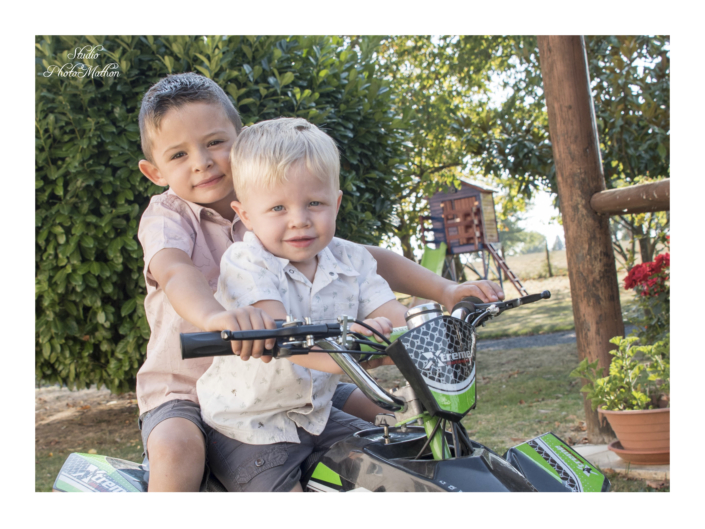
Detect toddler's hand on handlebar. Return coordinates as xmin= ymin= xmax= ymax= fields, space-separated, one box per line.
xmin=202 ymin=308 xmax=277 ymax=362
xmin=442 ymin=280 xmax=505 ymax=307
xmin=351 ymin=317 xmax=393 ymax=339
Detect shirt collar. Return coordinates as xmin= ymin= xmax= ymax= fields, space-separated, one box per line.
xmin=166 ymin=188 xmax=241 ymax=236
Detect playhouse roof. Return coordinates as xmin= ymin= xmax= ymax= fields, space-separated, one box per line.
xmin=457 ymin=177 xmax=500 ymax=194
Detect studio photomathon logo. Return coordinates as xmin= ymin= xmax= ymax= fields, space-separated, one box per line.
xmin=43 ymin=44 xmax=120 ymax=79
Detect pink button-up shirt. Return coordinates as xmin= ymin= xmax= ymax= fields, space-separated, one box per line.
xmin=136 ymin=189 xmax=246 ymax=415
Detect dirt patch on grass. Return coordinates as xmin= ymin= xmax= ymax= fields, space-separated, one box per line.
xmin=35 ymin=386 xmax=144 ymax=491
xmin=36 ymin=386 xmax=141 ymax=453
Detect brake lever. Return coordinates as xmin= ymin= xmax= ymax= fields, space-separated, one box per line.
xmin=452 ymin=291 xmax=551 ymax=327
xmin=465 ymin=291 xmax=550 ymax=314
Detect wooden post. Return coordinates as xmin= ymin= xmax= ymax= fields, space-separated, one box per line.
xmin=538 ymin=36 xmax=624 ymax=443
xmin=591 ymin=178 xmax=670 ymax=215
xmin=544 ymin=239 xmax=553 ymax=277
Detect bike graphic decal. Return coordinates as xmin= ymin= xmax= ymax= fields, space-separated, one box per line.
xmin=516 ymin=434 xmax=606 ymax=492
xmin=310 ymin=463 xmax=343 ymax=488
xmin=53 ymin=453 xmax=140 ymax=492
xmin=527 ymin=439 xmax=582 ymax=492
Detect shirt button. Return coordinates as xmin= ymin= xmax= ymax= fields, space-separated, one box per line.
xmin=289 ymin=269 xmax=295 ymax=274
xmin=329 ymin=272 xmax=334 ymax=276
xmin=254 ymin=458 xmax=265 ymax=467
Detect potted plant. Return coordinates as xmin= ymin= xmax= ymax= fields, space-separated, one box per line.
xmin=570 ymin=243 xmax=670 ymax=465
xmin=571 ymin=334 xmax=669 ymax=457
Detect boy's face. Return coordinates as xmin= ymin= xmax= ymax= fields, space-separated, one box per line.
xmin=232 ymin=163 xmax=343 ymax=268
xmin=138 ymin=102 xmax=237 ymax=210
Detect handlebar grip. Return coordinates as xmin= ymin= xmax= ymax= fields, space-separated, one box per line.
xmin=519 ymin=290 xmax=551 ymax=305
xmin=181 ymin=332 xmax=234 ymax=359
xmin=221 ymin=328 xmax=283 ymax=341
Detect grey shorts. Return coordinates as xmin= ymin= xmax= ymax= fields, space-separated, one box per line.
xmin=331 ymin=382 xmax=357 ymax=410
xmin=138 ymin=399 xmax=212 ymax=491
xmin=206 ymin=408 xmax=372 ymax=492
xmin=137 ymin=383 xmax=358 ymax=452
xmin=138 ymin=399 xmax=208 ymax=458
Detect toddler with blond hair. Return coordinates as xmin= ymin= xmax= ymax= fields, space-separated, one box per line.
xmin=197 ymin=117 xmax=410 ymax=492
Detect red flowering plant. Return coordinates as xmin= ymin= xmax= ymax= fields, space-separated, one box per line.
xmin=623 ymin=236 xmax=670 ymax=344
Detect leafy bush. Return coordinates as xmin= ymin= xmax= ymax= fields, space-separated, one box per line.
xmin=36 ymin=35 xmax=410 ymax=392
xmin=570 ymin=335 xmax=670 ymax=411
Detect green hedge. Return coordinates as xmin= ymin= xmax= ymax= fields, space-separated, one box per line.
xmin=35 ymin=35 xmax=411 ymax=392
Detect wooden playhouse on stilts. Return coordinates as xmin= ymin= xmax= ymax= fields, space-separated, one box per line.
xmin=420 ymin=178 xmax=528 ymax=296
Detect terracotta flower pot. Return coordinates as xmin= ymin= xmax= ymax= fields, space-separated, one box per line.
xmin=607 ymin=441 xmax=669 ymax=465
xmin=598 ymin=407 xmax=670 ymax=452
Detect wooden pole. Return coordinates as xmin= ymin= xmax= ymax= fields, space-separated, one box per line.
xmin=544 ymin=239 xmax=553 ymax=277
xmin=591 ymin=178 xmax=670 ymax=215
xmin=538 ymin=36 xmax=623 ymax=443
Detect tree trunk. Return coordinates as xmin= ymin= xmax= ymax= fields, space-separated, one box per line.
xmin=396 ymin=214 xmax=417 ymax=261
xmin=453 ymin=254 xmax=467 ymax=282
xmin=538 ymin=36 xmax=623 ymax=444
xmin=638 ymin=235 xmax=654 ymax=264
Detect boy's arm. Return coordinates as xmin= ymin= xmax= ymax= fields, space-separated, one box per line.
xmin=363 ymin=300 xmax=408 ymax=328
xmin=364 ymin=245 xmax=505 ymax=308
xmin=150 ymin=248 xmax=276 ymax=358
xmin=251 ymin=300 xmax=344 ymax=374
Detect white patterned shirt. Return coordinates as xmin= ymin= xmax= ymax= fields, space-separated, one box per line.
xmin=197 ymin=232 xmax=396 ymax=444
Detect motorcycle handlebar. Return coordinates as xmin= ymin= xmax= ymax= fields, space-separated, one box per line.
xmin=181 ymin=291 xmax=552 ymax=360
xmin=181 ymin=321 xmax=343 ymax=360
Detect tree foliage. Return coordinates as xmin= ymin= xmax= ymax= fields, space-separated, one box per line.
xmin=35 ymin=35 xmax=410 ymax=391
xmin=374 ymin=36 xmax=539 ymax=258
xmin=373 ymin=36 xmax=669 ymax=263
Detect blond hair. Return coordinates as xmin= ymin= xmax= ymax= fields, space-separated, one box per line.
xmin=231 ymin=118 xmax=340 ymax=200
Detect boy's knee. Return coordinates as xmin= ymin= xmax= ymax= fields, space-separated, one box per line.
xmin=147 ymin=417 xmax=206 ymax=463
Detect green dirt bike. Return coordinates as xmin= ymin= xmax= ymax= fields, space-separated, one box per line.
xmin=53 ymin=291 xmax=610 ymax=492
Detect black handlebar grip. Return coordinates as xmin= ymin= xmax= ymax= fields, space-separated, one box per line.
xmin=462 ymin=296 xmax=484 ymax=304
xmin=181 ymin=332 xmax=234 ymax=359
xmin=519 ymin=290 xmax=551 ymax=305
xmin=451 ymin=296 xmax=484 ymax=317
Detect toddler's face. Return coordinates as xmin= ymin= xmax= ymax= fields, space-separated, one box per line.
xmin=233 ymin=163 xmax=342 ymax=268
xmin=139 ymin=102 xmax=237 ymax=208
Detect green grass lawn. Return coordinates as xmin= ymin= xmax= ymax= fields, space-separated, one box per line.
xmin=473 ymin=276 xmax=638 ymax=340
xmin=461 ymin=342 xmax=585 ymax=454
xmin=477 ymin=289 xmax=576 ymax=339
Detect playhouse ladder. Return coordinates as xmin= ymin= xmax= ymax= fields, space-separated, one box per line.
xmin=486 ymin=244 xmax=529 ymax=297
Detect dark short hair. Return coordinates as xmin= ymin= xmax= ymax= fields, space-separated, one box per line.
xmin=138 ymin=72 xmax=243 ymax=162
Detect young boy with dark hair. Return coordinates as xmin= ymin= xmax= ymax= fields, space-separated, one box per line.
xmin=135 ymin=72 xmax=504 ymax=491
